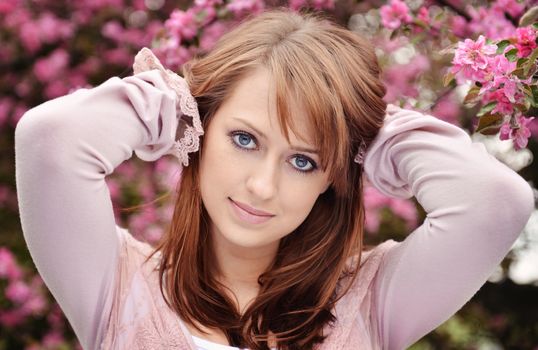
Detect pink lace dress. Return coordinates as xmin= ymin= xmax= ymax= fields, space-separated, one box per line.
xmin=99 ymin=226 xmax=398 ymax=349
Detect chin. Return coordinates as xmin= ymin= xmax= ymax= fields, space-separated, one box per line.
xmin=213 ymin=224 xmax=281 ymax=250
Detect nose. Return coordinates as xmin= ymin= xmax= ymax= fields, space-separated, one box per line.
xmin=245 ymin=156 xmax=279 ymax=201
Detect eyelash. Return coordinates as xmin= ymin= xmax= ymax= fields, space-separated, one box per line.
xmin=227 ymin=130 xmax=318 ymax=174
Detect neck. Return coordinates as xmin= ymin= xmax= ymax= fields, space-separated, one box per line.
xmin=210 ymin=227 xmax=279 ymax=289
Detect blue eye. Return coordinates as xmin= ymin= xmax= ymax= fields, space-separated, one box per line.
xmin=290 ymin=155 xmax=316 ymax=173
xmin=228 ymin=130 xmax=318 ymax=174
xmin=231 ymin=132 xmax=257 ymax=150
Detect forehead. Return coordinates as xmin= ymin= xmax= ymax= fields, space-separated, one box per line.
xmin=219 ymin=66 xmax=315 ymax=145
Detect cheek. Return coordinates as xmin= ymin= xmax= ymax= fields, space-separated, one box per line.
xmin=279 ymin=181 xmax=322 ymax=225
xmin=199 ymin=133 xmax=241 ymax=198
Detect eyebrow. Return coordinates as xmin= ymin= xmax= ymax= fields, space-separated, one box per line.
xmin=232 ymin=117 xmax=320 ymax=155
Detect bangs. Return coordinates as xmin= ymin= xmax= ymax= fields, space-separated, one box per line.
xmin=265 ymin=41 xmax=350 ymax=189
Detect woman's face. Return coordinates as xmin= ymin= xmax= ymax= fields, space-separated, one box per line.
xmin=198 ymin=66 xmax=331 ymax=252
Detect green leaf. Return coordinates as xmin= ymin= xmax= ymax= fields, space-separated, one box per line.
xmin=477 ymin=101 xmax=498 ymax=117
xmin=443 ymin=71 xmax=455 ymax=87
xmin=530 ymin=85 xmax=538 ymax=107
xmin=511 ymin=66 xmax=526 ymax=78
xmin=475 ymin=113 xmax=504 ymax=134
xmin=522 ymin=84 xmax=533 ymax=98
xmin=505 ymin=48 xmax=519 ymax=62
xmin=525 ymin=95 xmax=538 ymax=108
xmin=533 ymin=22 xmax=538 ymax=30
xmin=523 ymin=47 xmax=538 ymax=76
xmin=463 ymin=85 xmax=482 ymax=107
xmin=516 ymin=57 xmax=529 ymax=68
xmin=414 ymin=18 xmax=429 ymax=29
xmin=496 ymin=40 xmax=511 ymax=55
xmin=519 ymin=6 xmax=538 ymax=27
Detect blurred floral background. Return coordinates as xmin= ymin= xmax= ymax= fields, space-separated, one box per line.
xmin=1 ymin=0 xmax=538 ymax=348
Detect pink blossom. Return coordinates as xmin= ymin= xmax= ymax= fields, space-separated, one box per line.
xmin=33 ymin=49 xmax=70 ymax=83
xmin=116 ymin=162 xmax=137 ymax=181
xmin=482 ymin=89 xmax=517 ymax=115
xmin=10 ymin=104 xmax=28 ymax=127
xmin=492 ymin=0 xmax=525 ymax=18
xmin=0 ymin=0 xmax=16 ymax=14
xmin=43 ymin=330 xmax=65 ymax=347
xmin=47 ymin=304 xmax=65 ymax=329
xmin=102 ymin=21 xmax=124 ymax=41
xmin=363 ymin=184 xmax=417 ymax=232
xmin=15 ymin=77 xmax=32 ymax=98
xmin=5 ymin=280 xmax=31 ymax=303
xmin=377 ymin=35 xmax=409 ymax=53
xmin=467 ymin=6 xmax=516 ymax=40
xmin=145 ymin=225 xmax=164 ymax=243
xmin=129 ymin=207 xmax=158 ymax=235
xmin=199 ymin=21 xmax=228 ymax=52
xmin=20 ymin=22 xmax=42 ymax=53
xmin=195 ymin=6 xmax=217 ymax=25
xmin=155 ymin=158 xmax=182 ymax=188
xmin=165 ymin=9 xmax=199 ymax=42
xmin=72 ymin=10 xmax=92 ymax=25
xmin=103 ymin=47 xmax=132 ymax=66
xmin=450 ymin=15 xmax=469 ymax=38
xmin=0 ymin=309 xmax=25 ymax=327
xmin=0 ymin=247 xmax=23 ymax=280
xmin=20 ymin=294 xmax=47 ymax=315
xmin=0 ymin=43 xmax=15 ymax=65
xmin=0 ymin=185 xmax=16 ymax=211
xmin=5 ymin=7 xmax=30 ymax=30
xmin=311 ymin=0 xmax=335 ymax=10
xmin=83 ymin=0 xmax=124 ymax=10
xmin=387 ymin=198 xmax=418 ymax=231
xmin=451 ymin=35 xmax=497 ymax=82
xmin=500 ymin=116 xmax=535 ymax=150
xmin=479 ymin=55 xmax=517 ymax=95
xmin=0 ymin=98 xmax=14 ymax=129
xmin=515 ymin=26 xmax=537 ymax=58
xmin=289 ymin=0 xmax=307 ymax=11
xmin=382 ymin=54 xmax=430 ymax=102
xmin=194 ymin=0 xmax=223 ymax=23
xmin=417 ymin=6 xmax=429 ymax=25
xmin=226 ymin=0 xmax=265 ymax=17
xmin=413 ymin=6 xmax=441 ymax=35
xmin=0 ymin=185 xmax=11 ymax=208
xmin=380 ymin=0 xmax=413 ymax=30
xmin=363 ymin=185 xmax=390 ymax=233
xmin=140 ymin=182 xmax=156 ymax=202
xmin=37 ymin=12 xmax=74 ymax=43
xmin=529 ymin=118 xmax=538 ymax=140
xmin=194 ymin=0 xmax=224 ymax=7
xmin=432 ymin=95 xmax=461 ymax=125
xmin=45 ymin=80 xmax=70 ymax=99
xmin=106 ymin=178 xmax=121 ymax=201
xmin=159 ymin=42 xmax=193 ymax=70
xmin=364 ymin=208 xmax=381 ymax=233
xmin=68 ymin=72 xmax=89 ymax=91
xmin=122 ymin=28 xmax=147 ymax=46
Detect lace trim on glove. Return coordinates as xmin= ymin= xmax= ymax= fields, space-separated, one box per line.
xmin=133 ymin=47 xmax=204 ymax=167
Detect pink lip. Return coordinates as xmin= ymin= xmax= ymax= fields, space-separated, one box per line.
xmin=229 ymin=198 xmax=275 ymax=224
xmin=231 ymin=199 xmax=274 ymax=216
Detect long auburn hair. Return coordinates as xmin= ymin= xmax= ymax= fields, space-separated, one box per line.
xmin=145 ymin=7 xmax=387 ymax=350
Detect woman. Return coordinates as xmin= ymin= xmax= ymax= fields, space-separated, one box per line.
xmin=14 ymin=8 xmax=534 ymax=350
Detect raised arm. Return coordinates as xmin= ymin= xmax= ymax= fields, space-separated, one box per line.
xmin=14 ymin=55 xmax=197 ymax=349
xmin=363 ymin=104 xmax=535 ymax=349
